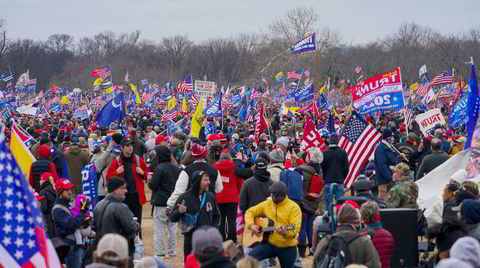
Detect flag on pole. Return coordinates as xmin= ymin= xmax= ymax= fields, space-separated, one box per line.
xmin=354 ymin=66 xmax=362 ymax=74
xmin=124 ymin=71 xmax=129 ymax=83
xmin=255 ymin=103 xmax=268 ymax=142
xmin=338 ymin=112 xmax=382 ymax=188
xmin=419 ymin=64 xmax=427 ymax=77
xmin=191 ymin=98 xmax=205 ymax=137
xmin=15 ymin=70 xmax=29 ymax=87
xmin=129 ymin=83 xmax=142 ymax=104
xmin=0 ymin=66 xmax=13 ymax=82
xmin=178 ymin=75 xmax=193 ymax=93
xmin=431 ymin=69 xmax=454 ymax=86
xmin=96 ymin=93 xmax=126 ymax=128
xmin=465 ymin=63 xmax=479 ymax=149
xmin=167 ymin=96 xmax=177 ymax=110
xmin=60 ymin=96 xmax=69 ymax=105
xmin=275 ymin=71 xmax=284 ymax=82
xmin=9 ymin=121 xmax=36 ymax=177
xmin=290 ymin=33 xmax=316 ymax=54
xmin=182 ymin=98 xmax=188 ymax=113
xmin=287 ymin=70 xmax=303 ymax=80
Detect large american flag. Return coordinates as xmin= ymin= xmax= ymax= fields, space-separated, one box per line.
xmin=404 ymin=107 xmax=415 ymax=130
xmin=0 ymin=131 xmax=60 ymax=267
xmin=189 ymin=94 xmax=199 ymax=106
xmin=431 ymin=69 xmax=454 ymax=86
xmin=339 ymin=113 xmax=382 ymax=188
xmin=415 ymin=81 xmax=431 ymax=97
xmin=287 ymin=70 xmax=302 ymax=80
xmin=93 ymin=66 xmax=111 ymax=80
xmin=161 ymin=110 xmax=178 ymax=122
xmin=177 ymin=75 xmax=193 ymax=93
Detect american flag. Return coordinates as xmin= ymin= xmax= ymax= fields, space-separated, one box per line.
xmin=0 ymin=131 xmax=61 ymax=267
xmin=287 ymin=70 xmax=302 ymax=80
xmin=27 ymin=79 xmax=36 ymax=85
xmin=339 ymin=113 xmax=382 ymax=188
xmin=93 ymin=66 xmax=111 ymax=80
xmin=177 ymin=75 xmax=193 ymax=93
xmin=190 ymin=94 xmax=199 ymax=106
xmin=415 ymin=80 xmax=431 ymax=97
xmin=431 ymin=69 xmax=454 ymax=86
xmin=161 ymin=110 xmax=178 ymax=122
xmin=404 ymin=107 xmax=414 ymax=130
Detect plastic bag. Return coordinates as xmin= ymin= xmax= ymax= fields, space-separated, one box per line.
xmin=133 ymin=234 xmax=144 ymax=260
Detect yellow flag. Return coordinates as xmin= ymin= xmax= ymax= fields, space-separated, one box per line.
xmin=93 ymin=78 xmax=103 ymax=87
xmin=191 ymin=98 xmax=205 ymax=138
xmin=410 ymin=83 xmax=419 ymax=92
xmin=319 ymin=85 xmax=326 ymax=94
xmin=167 ymin=96 xmax=177 ymax=110
xmin=10 ymin=122 xmax=36 ymax=177
xmin=105 ymin=87 xmax=113 ymax=94
xmin=129 ymin=83 xmax=142 ymax=104
xmin=275 ymin=71 xmax=284 ymax=81
xmin=332 ymin=106 xmax=339 ymax=118
xmin=182 ymin=98 xmax=188 ymax=113
xmin=60 ymin=96 xmax=69 ymax=105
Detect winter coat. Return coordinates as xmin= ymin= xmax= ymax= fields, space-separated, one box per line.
xmin=239 ymin=170 xmax=273 ymax=213
xmin=106 ymin=153 xmax=149 ymax=205
xmin=245 ymin=197 xmax=302 ymax=248
xmin=64 ymin=145 xmax=90 ymax=192
xmin=92 ymin=193 xmax=140 ymax=242
xmin=52 ymin=198 xmax=85 ymax=240
xmin=296 ymin=164 xmax=324 ymax=212
xmin=29 ymin=146 xmax=59 ymax=193
xmin=416 ymin=151 xmax=449 ymax=180
xmin=267 ymin=163 xmax=284 ymax=182
xmin=94 ymin=145 xmax=117 ymax=197
xmin=321 ymin=145 xmax=349 ymax=184
xmin=363 ymin=225 xmax=395 ymax=268
xmin=313 ymin=225 xmax=381 ymax=268
xmin=213 ymin=159 xmax=244 ymax=204
xmin=148 ymin=147 xmax=181 ymax=207
xmin=40 ymin=181 xmax=56 ymax=237
xmin=199 ymin=255 xmax=236 ymax=268
xmin=374 ymin=142 xmax=398 ymax=185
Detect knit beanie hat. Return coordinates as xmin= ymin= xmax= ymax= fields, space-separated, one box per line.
xmin=269 ymin=149 xmax=284 ymax=163
xmin=107 ymin=177 xmax=126 ymax=193
xmin=338 ymin=203 xmax=361 ymax=225
xmin=306 ymin=147 xmax=323 ymax=164
xmin=360 ymin=201 xmax=381 ymax=225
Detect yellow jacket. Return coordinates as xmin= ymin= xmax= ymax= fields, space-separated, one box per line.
xmin=245 ymin=197 xmax=302 ymax=248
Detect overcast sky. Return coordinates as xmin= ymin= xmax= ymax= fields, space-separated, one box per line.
xmin=3 ymin=0 xmax=480 ymax=44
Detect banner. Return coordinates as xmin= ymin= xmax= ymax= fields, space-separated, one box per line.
xmin=194 ymin=80 xmax=216 ymax=98
xmin=294 ymin=85 xmax=313 ymax=103
xmin=81 ymin=163 xmax=97 ymax=210
xmin=73 ymin=107 xmax=89 ymax=120
xmin=448 ymin=95 xmax=468 ymax=128
xmin=290 ymin=33 xmax=316 ymax=54
xmin=352 ymin=67 xmax=405 ymax=114
xmin=299 ymin=118 xmax=327 ymax=152
xmin=415 ymin=108 xmax=446 ymax=135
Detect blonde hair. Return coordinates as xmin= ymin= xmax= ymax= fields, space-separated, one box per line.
xmin=236 ymin=256 xmax=261 ymax=268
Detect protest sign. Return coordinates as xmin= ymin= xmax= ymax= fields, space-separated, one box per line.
xmin=448 ymin=95 xmax=468 ymax=128
xmin=294 ymin=85 xmax=313 ymax=103
xmin=352 ymin=67 xmax=405 ymax=114
xmin=299 ymin=118 xmax=326 ymax=151
xmin=194 ymin=80 xmax=216 ymax=98
xmin=415 ymin=108 xmax=446 ymax=135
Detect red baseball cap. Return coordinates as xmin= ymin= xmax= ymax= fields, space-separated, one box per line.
xmin=55 ymin=179 xmax=75 ymax=193
xmin=156 ymin=135 xmax=165 ymax=145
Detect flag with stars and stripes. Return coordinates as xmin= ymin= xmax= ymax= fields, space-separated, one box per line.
xmin=0 ymin=129 xmax=61 ymax=267
xmin=177 ymin=75 xmax=193 ymax=93
xmin=431 ymin=69 xmax=454 ymax=86
xmin=338 ymin=112 xmax=382 ymax=188
xmin=415 ymin=76 xmax=431 ymax=97
xmin=161 ymin=110 xmax=178 ymax=122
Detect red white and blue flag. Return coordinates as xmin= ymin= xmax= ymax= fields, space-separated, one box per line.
xmin=431 ymin=69 xmax=454 ymax=86
xmin=287 ymin=70 xmax=303 ymax=80
xmin=0 ymin=129 xmax=61 ymax=267
xmin=91 ymin=65 xmax=112 ymax=80
xmin=177 ymin=75 xmax=193 ymax=93
xmin=161 ymin=110 xmax=178 ymax=122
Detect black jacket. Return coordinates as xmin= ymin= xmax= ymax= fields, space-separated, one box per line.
xmin=321 ymin=145 xmax=349 ymax=184
xmin=52 ymin=198 xmax=84 ymax=238
xmin=148 ymin=147 xmax=181 ymax=207
xmin=238 ymin=170 xmax=273 ymax=213
xmin=200 ymin=255 xmax=236 ymax=268
xmin=170 ymin=191 xmax=220 ymax=234
xmin=416 ymin=151 xmax=449 ymax=180
xmin=92 ymin=193 xmax=140 ymax=242
xmin=40 ymin=181 xmax=56 ymax=237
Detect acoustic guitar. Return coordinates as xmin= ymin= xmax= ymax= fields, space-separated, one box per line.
xmin=243 ymin=217 xmax=295 ymax=248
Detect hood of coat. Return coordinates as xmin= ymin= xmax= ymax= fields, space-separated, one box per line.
xmin=155 ymin=146 xmax=172 ymax=164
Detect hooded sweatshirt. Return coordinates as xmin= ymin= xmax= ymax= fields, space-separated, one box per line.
xmin=239 ymin=169 xmax=273 ymax=213
xmin=64 ymin=145 xmax=90 ymax=191
xmin=214 ymin=159 xmax=244 ymax=204
xmin=148 ymin=146 xmax=181 ymax=207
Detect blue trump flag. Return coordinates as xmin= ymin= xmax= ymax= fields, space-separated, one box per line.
xmin=204 ymin=94 xmax=222 ymax=118
xmin=237 ymin=105 xmax=247 ymax=121
xmin=96 ymin=92 xmax=125 ymax=128
xmin=448 ymin=95 xmax=468 ymax=128
xmin=318 ymin=93 xmax=328 ymax=109
xmin=290 ymin=33 xmax=316 ymax=54
xmin=465 ymin=64 xmax=479 ymax=149
xmin=167 ymin=119 xmax=178 ymax=136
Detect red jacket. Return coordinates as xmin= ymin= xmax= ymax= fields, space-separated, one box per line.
xmin=106 ymin=154 xmax=149 ymax=205
xmin=368 ymin=227 xmax=395 ymax=268
xmin=213 ymin=159 xmax=243 ymax=204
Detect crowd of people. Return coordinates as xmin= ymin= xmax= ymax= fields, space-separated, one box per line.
xmin=11 ymin=96 xmax=480 ymax=268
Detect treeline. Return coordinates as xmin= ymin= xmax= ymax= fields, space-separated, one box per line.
xmin=0 ymin=7 xmax=479 ymax=92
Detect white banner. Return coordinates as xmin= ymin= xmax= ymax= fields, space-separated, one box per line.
xmin=194 ymin=80 xmax=216 ymax=98
xmin=415 ymin=108 xmax=446 ymax=135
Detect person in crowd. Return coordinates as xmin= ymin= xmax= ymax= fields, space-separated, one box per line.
xmin=435 ymin=128 xmax=452 ymax=154
xmin=191 ymin=226 xmax=236 ymax=268
xmin=446 ymin=236 xmax=480 ymax=268
xmin=52 ymin=179 xmax=89 ymax=268
xmin=29 ymin=144 xmax=59 ymax=193
xmin=167 ymin=143 xmax=223 ymax=212
xmin=360 ymin=201 xmax=394 ymax=268
xmin=169 ymin=170 xmax=220 ymax=260
xmin=451 ymin=199 xmax=480 ymax=241
xmin=374 ymin=128 xmax=399 ymax=200
xmin=424 ymin=220 xmax=468 ymax=267
xmin=296 ymin=147 xmax=324 ymax=257
xmin=239 ymin=157 xmax=274 ymax=214
xmin=416 ymin=137 xmax=432 ymax=171
xmin=87 ymin=233 xmax=130 ymax=268
xmin=385 ymin=163 xmax=418 ymax=208
xmin=64 ymin=138 xmax=91 ymax=193
xmin=416 ymin=138 xmax=449 ymax=180
xmin=443 ymin=183 xmax=460 ymax=222
xmin=396 ymin=133 xmax=420 ymax=173
xmin=39 ymin=172 xmax=56 ymax=238
xmin=313 ymin=203 xmax=381 ymax=268
xmin=106 ymin=137 xmax=149 ymax=231
xmin=353 ymin=175 xmax=386 ymax=208
xmin=93 ymin=177 xmax=141 ymax=258
xmin=245 ymin=181 xmax=302 ymax=268
xmin=321 ymin=133 xmax=349 ymax=213
xmin=148 ymin=145 xmax=181 ymax=260
xmin=213 ymin=152 xmax=244 ymax=243
xmin=267 ymin=149 xmax=285 ymax=182
xmin=95 ymin=140 xmax=122 ymax=202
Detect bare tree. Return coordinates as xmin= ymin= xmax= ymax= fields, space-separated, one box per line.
xmin=160 ymin=35 xmax=193 ymax=78
xmin=0 ymin=19 xmax=7 ymax=65
xmin=46 ymin=34 xmax=74 ymax=53
xmin=268 ymin=6 xmax=319 ymax=46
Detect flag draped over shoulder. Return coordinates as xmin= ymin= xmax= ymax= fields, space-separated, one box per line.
xmin=9 ymin=121 xmax=36 ymax=177
xmin=191 ymin=98 xmax=205 ymax=138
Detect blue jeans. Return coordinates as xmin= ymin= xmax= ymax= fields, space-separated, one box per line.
xmin=324 ymin=183 xmax=344 ymax=216
xmin=299 ymin=213 xmax=314 ymax=246
xmin=65 ymin=246 xmax=85 ymax=268
xmin=249 ymin=243 xmax=297 ymax=268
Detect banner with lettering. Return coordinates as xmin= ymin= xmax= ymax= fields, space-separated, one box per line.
xmin=299 ymin=118 xmax=327 ymax=152
xmin=352 ymin=67 xmax=405 ymax=114
xmin=415 ymin=108 xmax=447 ymax=135
xmin=448 ymin=95 xmax=468 ymax=128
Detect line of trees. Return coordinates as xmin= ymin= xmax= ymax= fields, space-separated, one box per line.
xmin=0 ymin=7 xmax=479 ymax=92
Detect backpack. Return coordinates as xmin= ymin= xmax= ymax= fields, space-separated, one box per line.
xmin=315 ymin=234 xmax=361 ymax=268
xmin=305 ymin=173 xmax=324 ymax=201
xmin=279 ymin=168 xmax=304 ymax=202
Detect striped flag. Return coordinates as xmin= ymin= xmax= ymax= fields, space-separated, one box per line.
xmin=339 ymin=113 xmax=382 ymax=188
xmin=92 ymin=65 xmax=111 ymax=80
xmin=177 ymin=75 xmax=193 ymax=93
xmin=415 ymin=81 xmax=431 ymax=97
xmin=161 ymin=110 xmax=178 ymax=122
xmin=190 ymin=94 xmax=199 ymax=106
xmin=287 ymin=70 xmax=302 ymax=80
xmin=404 ymin=107 xmax=414 ymax=130
xmin=431 ymin=69 xmax=454 ymax=86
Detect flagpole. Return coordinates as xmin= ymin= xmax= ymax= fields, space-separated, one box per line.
xmin=260 ymin=49 xmax=290 ymax=74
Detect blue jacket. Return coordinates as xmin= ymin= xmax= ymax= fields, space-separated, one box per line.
xmin=373 ymin=142 xmax=398 ymax=185
xmin=52 ymin=198 xmax=85 ymax=238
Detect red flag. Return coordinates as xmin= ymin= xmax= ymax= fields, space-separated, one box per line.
xmin=255 ymin=103 xmax=268 ymax=142
xmin=300 ymin=118 xmax=327 ymax=152
xmin=51 ymin=85 xmax=57 ymax=93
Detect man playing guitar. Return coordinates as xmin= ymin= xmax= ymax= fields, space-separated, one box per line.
xmin=245 ymin=181 xmax=302 ymax=268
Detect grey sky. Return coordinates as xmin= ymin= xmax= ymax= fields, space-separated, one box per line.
xmin=3 ymin=0 xmax=480 ymax=44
